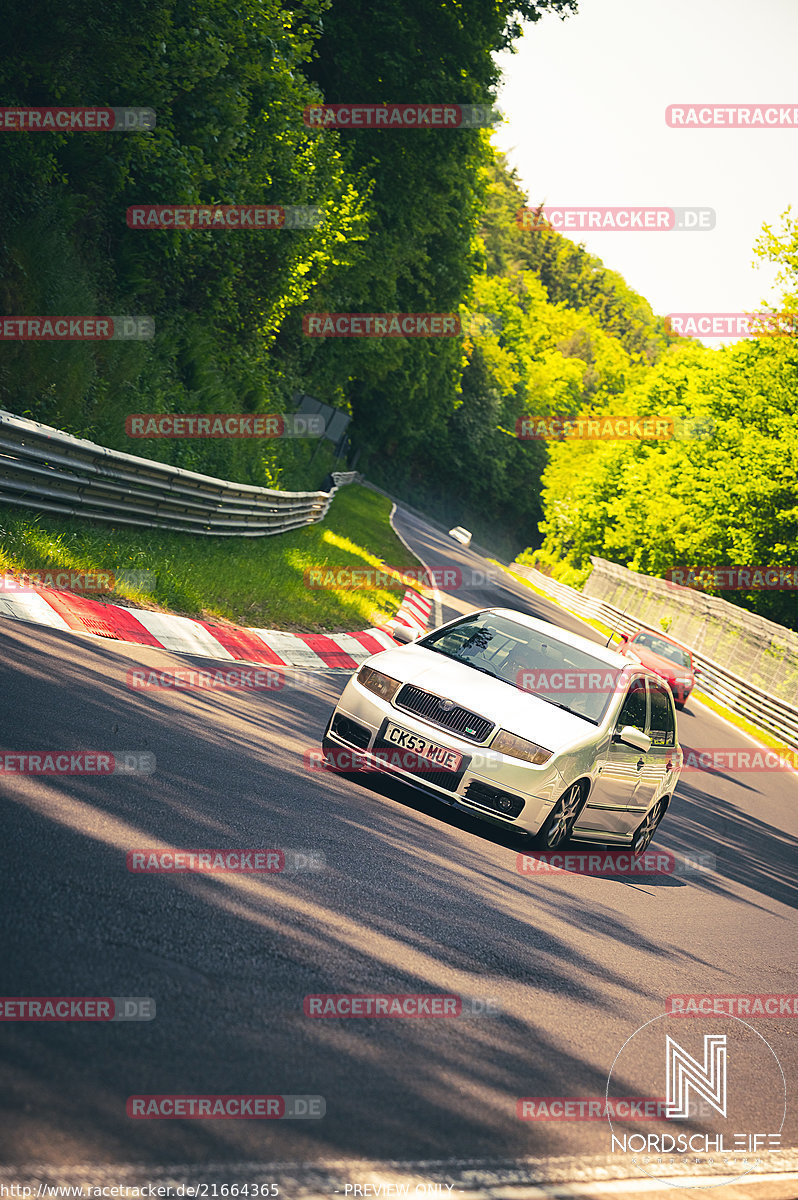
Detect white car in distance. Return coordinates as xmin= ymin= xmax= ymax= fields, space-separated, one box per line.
xmin=322 ymin=608 xmax=682 ymax=852
xmin=448 ymin=526 xmax=472 ymax=547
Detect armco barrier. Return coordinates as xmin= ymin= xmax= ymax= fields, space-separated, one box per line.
xmin=510 ymin=561 xmax=798 ymax=752
xmin=0 ymin=411 xmax=356 ymax=537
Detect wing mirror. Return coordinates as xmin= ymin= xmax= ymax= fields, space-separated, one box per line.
xmin=392 ymin=624 xmax=419 ymax=645
xmin=616 ymin=725 xmax=653 ymax=753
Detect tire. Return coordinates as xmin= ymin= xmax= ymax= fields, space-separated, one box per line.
xmin=630 ymin=797 xmax=667 ymax=855
xmin=530 ymin=782 xmax=586 ymax=850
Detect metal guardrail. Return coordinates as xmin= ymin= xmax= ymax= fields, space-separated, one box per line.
xmin=510 ymin=561 xmax=798 ymax=752
xmin=0 ymin=410 xmax=355 ymax=537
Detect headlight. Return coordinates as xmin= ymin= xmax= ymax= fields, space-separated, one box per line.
xmin=357 ymin=666 xmax=402 ymax=702
xmin=491 ymin=729 xmax=553 ymax=765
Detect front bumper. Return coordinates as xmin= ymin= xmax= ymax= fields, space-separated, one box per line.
xmin=322 ymin=676 xmax=566 ymax=836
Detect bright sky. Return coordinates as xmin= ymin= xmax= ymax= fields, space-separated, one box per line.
xmin=493 ymin=0 xmax=798 ymax=345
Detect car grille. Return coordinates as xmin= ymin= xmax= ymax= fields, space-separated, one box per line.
xmin=394 ymin=684 xmax=494 ymax=743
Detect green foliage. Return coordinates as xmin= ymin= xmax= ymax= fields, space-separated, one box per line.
xmin=754 ymin=206 xmax=798 ymax=311
xmin=480 ymin=155 xmax=674 ymax=362
xmin=0 ymin=0 xmax=578 ymax=507
xmin=5 ymin=0 xmax=793 ymax=636
xmin=0 ymin=0 xmax=366 ymax=486
xmin=535 ymin=335 xmax=798 ymax=629
xmin=394 ymin=154 xmax=667 ymax=553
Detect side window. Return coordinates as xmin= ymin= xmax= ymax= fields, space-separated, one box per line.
xmin=648 ymin=683 xmax=676 ymax=747
xmin=616 ymin=678 xmax=647 ymax=732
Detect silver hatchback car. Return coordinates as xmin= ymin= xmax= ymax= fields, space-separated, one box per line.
xmin=322 ymin=608 xmax=682 ymax=852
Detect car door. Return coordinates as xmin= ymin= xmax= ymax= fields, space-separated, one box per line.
xmin=577 ymin=676 xmax=649 ymax=836
xmin=626 ymin=681 xmax=677 ymax=821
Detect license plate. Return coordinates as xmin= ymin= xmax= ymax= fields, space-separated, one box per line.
xmin=382 ymin=722 xmax=462 ymax=772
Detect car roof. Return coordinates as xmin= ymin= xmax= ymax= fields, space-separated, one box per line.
xmin=476 ymin=607 xmax=631 ymax=668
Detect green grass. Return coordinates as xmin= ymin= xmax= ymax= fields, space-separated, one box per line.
xmin=0 ymin=485 xmax=424 ymax=632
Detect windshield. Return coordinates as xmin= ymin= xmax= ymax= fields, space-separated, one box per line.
xmin=633 ymin=632 xmax=691 ymax=668
xmin=419 ymin=612 xmax=622 ymax=723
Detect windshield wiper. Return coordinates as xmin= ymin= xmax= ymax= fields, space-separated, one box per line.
xmin=527 ymin=693 xmax=601 ymax=724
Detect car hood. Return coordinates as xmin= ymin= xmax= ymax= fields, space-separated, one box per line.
xmin=365 ymin=644 xmax=600 ymax=753
xmin=628 ymin=645 xmax=693 ymax=677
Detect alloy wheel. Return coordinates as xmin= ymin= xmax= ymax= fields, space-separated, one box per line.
xmin=631 ymin=798 xmax=666 ymax=854
xmin=544 ymin=782 xmax=584 ymax=849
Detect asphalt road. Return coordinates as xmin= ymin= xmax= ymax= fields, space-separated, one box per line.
xmin=1 ymin=507 xmax=796 ymax=1192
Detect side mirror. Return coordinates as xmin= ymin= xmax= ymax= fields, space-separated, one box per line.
xmin=392 ymin=624 xmax=419 ymax=645
xmin=617 ymin=633 xmax=629 ymax=647
xmin=693 ymin=666 xmax=701 ymax=676
xmin=616 ymin=725 xmax=653 ymax=753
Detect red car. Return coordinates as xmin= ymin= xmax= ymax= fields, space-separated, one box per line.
xmin=616 ymin=629 xmax=698 ymax=709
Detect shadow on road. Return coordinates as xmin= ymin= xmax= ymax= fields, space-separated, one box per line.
xmin=1 ymin=621 xmax=795 ymax=1166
